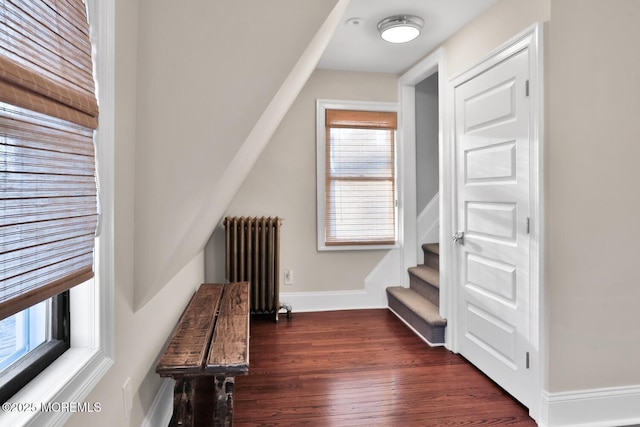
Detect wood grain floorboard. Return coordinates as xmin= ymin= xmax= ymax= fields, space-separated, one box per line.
xmin=194 ymin=309 xmax=535 ymax=426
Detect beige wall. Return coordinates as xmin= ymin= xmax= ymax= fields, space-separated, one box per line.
xmin=69 ymin=2 xmax=344 ymax=424
xmin=67 ymin=1 xmax=204 ymax=425
xmin=132 ymin=0 xmax=339 ymax=309
xmin=67 ymin=257 xmax=203 ymax=427
xmin=216 ymin=69 xmax=398 ymax=294
xmin=70 ymin=1 xmax=640 ymax=425
xmin=66 ymin=0 xmax=204 ymax=427
xmin=443 ymin=0 xmax=550 ymax=78
xmin=442 ymin=0 xmax=640 ymax=394
xmin=547 ymin=0 xmax=640 ymax=391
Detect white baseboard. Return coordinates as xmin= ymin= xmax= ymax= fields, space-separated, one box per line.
xmin=279 ymin=289 xmax=385 ymax=313
xmin=539 ymin=385 xmax=640 ymax=427
xmin=279 ymin=249 xmax=401 ymax=313
xmin=388 ymin=307 xmax=445 ymax=347
xmin=141 ymin=378 xmax=173 ymax=427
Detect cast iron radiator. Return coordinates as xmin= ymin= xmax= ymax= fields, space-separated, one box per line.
xmin=224 ymin=216 xmax=289 ymax=320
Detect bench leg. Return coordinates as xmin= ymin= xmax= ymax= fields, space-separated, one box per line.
xmin=170 ymin=377 xmax=197 ymax=427
xmin=213 ymin=376 xmax=235 ymax=426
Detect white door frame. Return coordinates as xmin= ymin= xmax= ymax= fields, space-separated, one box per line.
xmin=447 ymin=23 xmax=544 ymax=419
xmin=398 ymin=46 xmax=456 ymax=347
xmin=399 ymin=22 xmax=544 ymax=420
xmin=397 ymin=48 xmax=451 ymax=295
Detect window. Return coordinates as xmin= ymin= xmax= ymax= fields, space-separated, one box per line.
xmin=0 ymin=0 xmax=113 ymax=424
xmin=0 ymin=303 xmax=48 ymax=371
xmin=0 ymin=0 xmax=99 ymax=404
xmin=316 ymin=100 xmax=398 ymax=250
xmin=0 ymin=293 xmax=69 ymax=403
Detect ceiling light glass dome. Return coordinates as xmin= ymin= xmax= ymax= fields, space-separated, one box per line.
xmin=377 ymin=15 xmax=424 ymax=44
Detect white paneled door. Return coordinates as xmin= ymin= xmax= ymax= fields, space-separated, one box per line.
xmin=453 ymin=46 xmax=534 ymax=408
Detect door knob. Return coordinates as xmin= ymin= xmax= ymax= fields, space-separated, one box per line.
xmin=452 ymin=231 xmax=465 ymax=244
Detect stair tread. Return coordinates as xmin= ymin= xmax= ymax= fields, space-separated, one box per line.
xmin=408 ymin=265 xmax=440 ymax=288
xmin=386 ymin=287 xmax=447 ymax=326
xmin=422 ymin=243 xmax=439 ymax=255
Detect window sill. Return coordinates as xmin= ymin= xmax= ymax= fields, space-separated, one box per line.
xmin=0 ymin=348 xmax=113 ymax=426
xmin=317 ymin=242 xmax=399 ymax=251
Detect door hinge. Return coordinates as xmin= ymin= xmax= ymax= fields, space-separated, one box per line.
xmin=526 ymin=352 xmax=530 ymax=369
xmin=525 ymin=80 xmax=530 ymax=97
xmin=526 ymin=217 xmax=530 ymax=234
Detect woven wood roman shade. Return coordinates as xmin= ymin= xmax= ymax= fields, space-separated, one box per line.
xmin=0 ymin=0 xmax=99 ymax=320
xmin=324 ymin=109 xmax=397 ymax=246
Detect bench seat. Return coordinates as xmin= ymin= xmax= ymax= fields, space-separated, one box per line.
xmin=156 ymin=282 xmax=249 ymax=427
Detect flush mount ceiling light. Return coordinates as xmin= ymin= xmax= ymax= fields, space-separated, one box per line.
xmin=377 ymin=15 xmax=424 ymax=44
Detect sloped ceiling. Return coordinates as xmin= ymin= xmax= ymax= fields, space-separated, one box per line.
xmin=133 ymin=0 xmax=346 ymax=308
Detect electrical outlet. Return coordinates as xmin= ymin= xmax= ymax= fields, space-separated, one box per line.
xmin=122 ymin=377 xmax=133 ymax=420
xmin=284 ymin=270 xmax=294 ymax=285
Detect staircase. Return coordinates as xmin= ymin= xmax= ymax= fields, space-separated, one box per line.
xmin=386 ymin=243 xmax=446 ymax=346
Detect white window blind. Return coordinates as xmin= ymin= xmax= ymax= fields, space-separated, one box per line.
xmin=324 ymin=109 xmax=397 ymax=246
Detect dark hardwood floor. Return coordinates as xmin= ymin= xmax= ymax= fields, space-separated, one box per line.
xmin=196 ymin=309 xmax=535 ymax=426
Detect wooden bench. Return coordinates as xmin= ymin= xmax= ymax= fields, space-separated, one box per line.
xmin=156 ymin=282 xmax=249 ymax=427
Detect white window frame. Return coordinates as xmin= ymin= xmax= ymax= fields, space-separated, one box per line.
xmin=0 ymin=0 xmax=115 ymax=425
xmin=316 ymin=99 xmax=399 ymax=251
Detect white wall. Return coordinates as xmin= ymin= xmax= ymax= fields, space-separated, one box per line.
xmin=415 ymin=73 xmax=439 ymax=213
xmin=208 ymin=69 xmax=399 ymax=295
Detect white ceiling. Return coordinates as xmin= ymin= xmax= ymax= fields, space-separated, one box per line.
xmin=317 ymin=0 xmax=496 ymax=74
